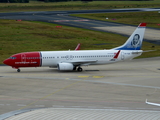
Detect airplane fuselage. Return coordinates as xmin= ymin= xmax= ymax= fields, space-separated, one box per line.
xmin=4 ymin=50 xmax=142 ymax=70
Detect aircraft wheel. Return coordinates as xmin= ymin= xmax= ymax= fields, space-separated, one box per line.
xmin=77 ymin=67 xmax=83 ymax=72
xmin=17 ymin=69 xmax=20 ymax=72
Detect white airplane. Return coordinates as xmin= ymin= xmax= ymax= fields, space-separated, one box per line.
xmin=3 ymin=23 xmax=146 ymax=72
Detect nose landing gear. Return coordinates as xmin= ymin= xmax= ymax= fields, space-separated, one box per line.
xmin=12 ymin=67 xmax=21 ymax=72
xmin=17 ymin=69 xmax=21 ymax=72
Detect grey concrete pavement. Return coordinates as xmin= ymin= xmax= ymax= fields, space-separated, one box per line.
xmin=0 ymin=57 xmax=160 ymax=119
xmin=4 ymin=108 xmax=160 ymax=120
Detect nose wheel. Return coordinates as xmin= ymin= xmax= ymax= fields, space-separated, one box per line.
xmin=17 ymin=69 xmax=21 ymax=72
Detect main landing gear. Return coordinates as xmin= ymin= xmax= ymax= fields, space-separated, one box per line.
xmin=77 ymin=67 xmax=83 ymax=72
xmin=73 ymin=66 xmax=83 ymax=72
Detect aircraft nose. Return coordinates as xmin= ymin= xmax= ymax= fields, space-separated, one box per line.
xmin=3 ymin=59 xmax=11 ymax=66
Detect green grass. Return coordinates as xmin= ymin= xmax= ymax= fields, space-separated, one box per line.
xmin=0 ymin=1 xmax=160 ymax=64
xmin=72 ymin=11 xmax=160 ymax=28
xmin=0 ymin=19 xmax=159 ymax=64
xmin=0 ymin=1 xmax=160 ymax=12
xmin=71 ymin=11 xmax=160 ymax=58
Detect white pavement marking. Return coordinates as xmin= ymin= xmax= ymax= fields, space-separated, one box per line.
xmin=53 ymin=19 xmax=90 ymax=22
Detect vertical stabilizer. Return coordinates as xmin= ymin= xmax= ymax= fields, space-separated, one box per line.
xmin=113 ymin=23 xmax=146 ymax=50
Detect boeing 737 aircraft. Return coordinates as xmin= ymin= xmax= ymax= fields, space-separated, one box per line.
xmin=3 ymin=23 xmax=146 ymax=72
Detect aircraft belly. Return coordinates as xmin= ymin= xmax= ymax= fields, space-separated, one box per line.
xmin=41 ymin=59 xmax=57 ymax=67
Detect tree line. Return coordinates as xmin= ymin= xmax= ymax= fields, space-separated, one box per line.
xmin=0 ymin=0 xmax=29 ymax=3
xmin=0 ymin=0 xmax=151 ymax=3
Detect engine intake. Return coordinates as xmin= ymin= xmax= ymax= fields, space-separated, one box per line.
xmin=58 ymin=63 xmax=74 ymax=71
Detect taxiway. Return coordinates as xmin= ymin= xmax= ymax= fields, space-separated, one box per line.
xmin=0 ymin=57 xmax=160 ymax=119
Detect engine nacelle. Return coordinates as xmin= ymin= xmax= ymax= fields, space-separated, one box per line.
xmin=58 ymin=63 xmax=74 ymax=71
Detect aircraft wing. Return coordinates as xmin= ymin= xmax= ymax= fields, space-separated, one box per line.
xmin=67 ymin=51 xmax=121 ymax=65
xmin=146 ymin=99 xmax=160 ymax=107
xmin=69 ymin=60 xmax=97 ymax=66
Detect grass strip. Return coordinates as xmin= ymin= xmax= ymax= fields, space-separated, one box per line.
xmin=0 ymin=19 xmax=159 ymax=64
xmin=0 ymin=1 xmax=160 ymax=12
xmin=72 ymin=11 xmax=160 ymax=28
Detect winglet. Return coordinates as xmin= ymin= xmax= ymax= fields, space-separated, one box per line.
xmin=145 ymin=99 xmax=160 ymax=107
xmin=114 ymin=50 xmax=120 ymax=59
xmin=139 ymin=23 xmax=146 ymax=27
xmin=75 ymin=43 xmax=81 ymax=50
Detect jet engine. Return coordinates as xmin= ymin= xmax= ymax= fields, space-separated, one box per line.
xmin=58 ymin=63 xmax=74 ymax=71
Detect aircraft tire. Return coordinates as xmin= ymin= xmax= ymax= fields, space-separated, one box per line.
xmin=77 ymin=67 xmax=83 ymax=72
xmin=17 ymin=69 xmax=20 ymax=72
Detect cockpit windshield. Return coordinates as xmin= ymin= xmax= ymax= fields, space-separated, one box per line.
xmin=9 ymin=57 xmax=16 ymax=59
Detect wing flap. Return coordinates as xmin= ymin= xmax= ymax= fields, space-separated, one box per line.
xmin=61 ymin=60 xmax=97 ymax=66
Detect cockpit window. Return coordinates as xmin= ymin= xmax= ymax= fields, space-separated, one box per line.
xmin=9 ymin=57 xmax=16 ymax=59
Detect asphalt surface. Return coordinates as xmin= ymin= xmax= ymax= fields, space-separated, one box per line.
xmin=0 ymin=57 xmax=160 ymax=119
xmin=0 ymin=8 xmax=160 ymax=44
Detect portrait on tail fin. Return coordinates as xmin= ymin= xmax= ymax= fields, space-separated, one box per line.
xmin=131 ymin=34 xmax=141 ymax=48
xmin=113 ymin=23 xmax=146 ymax=50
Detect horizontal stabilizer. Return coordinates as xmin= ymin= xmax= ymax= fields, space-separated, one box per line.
xmin=132 ymin=50 xmax=156 ymax=54
xmin=143 ymin=50 xmax=156 ymax=53
xmin=132 ymin=50 xmax=143 ymax=54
